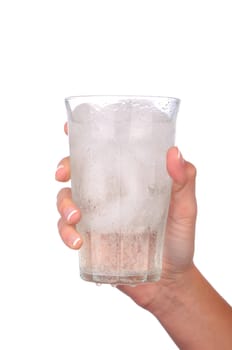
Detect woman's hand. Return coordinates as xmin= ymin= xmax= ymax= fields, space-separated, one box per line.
xmin=56 ymin=123 xmax=232 ymax=350
xmin=56 ymin=123 xmax=197 ymax=311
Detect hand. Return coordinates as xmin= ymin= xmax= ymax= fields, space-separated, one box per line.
xmin=56 ymin=123 xmax=197 ymax=312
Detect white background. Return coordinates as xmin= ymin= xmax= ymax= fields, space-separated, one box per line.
xmin=0 ymin=0 xmax=231 ymax=349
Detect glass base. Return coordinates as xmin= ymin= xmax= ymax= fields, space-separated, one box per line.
xmin=80 ymin=271 xmax=161 ymax=286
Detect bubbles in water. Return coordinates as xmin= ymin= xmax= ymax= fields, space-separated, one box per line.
xmin=69 ymin=98 xmax=174 ymax=284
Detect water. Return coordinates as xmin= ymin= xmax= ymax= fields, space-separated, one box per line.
xmin=79 ymin=230 xmax=164 ymax=284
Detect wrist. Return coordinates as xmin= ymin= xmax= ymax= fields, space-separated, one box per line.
xmin=146 ymin=263 xmax=197 ymax=317
xmin=147 ymin=264 xmax=232 ymax=350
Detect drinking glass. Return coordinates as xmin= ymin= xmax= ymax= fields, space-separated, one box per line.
xmin=65 ymin=95 xmax=180 ymax=285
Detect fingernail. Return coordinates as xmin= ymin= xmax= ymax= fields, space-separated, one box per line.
xmin=65 ymin=208 xmax=79 ymax=222
xmin=56 ymin=164 xmax=64 ymax=172
xmin=68 ymin=234 xmax=82 ymax=248
xmin=72 ymin=236 xmax=81 ymax=247
xmin=55 ymin=164 xmax=65 ymax=177
xmin=177 ymin=148 xmax=185 ymax=164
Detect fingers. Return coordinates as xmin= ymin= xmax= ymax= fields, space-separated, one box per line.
xmin=58 ymin=218 xmax=82 ymax=249
xmin=167 ymin=147 xmax=197 ymax=221
xmin=57 ymin=187 xmax=81 ymax=224
xmin=55 ymin=156 xmax=71 ymax=182
xmin=64 ymin=122 xmax=68 ymax=135
xmin=56 ymin=122 xmax=82 ymax=249
xmin=57 ymin=187 xmax=82 ymax=249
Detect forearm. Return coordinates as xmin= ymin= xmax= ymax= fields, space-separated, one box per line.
xmin=149 ymin=265 xmax=232 ymax=350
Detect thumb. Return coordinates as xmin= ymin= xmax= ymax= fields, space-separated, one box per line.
xmin=167 ymin=147 xmax=197 ymax=221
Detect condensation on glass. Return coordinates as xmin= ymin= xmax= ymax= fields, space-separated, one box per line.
xmin=65 ymin=95 xmax=180 ymax=285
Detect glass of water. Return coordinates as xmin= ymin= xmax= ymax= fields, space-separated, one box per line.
xmin=65 ymin=95 xmax=180 ymax=285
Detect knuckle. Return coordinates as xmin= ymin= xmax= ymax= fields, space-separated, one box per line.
xmin=188 ymin=163 xmax=197 ymax=180
xmin=57 ymin=218 xmax=63 ymax=233
xmin=191 ymin=165 xmax=197 ymax=179
xmin=56 ymin=187 xmax=71 ymax=205
xmin=59 ymin=196 xmax=68 ymax=209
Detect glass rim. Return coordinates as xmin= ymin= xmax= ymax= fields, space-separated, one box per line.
xmin=65 ymin=95 xmax=181 ymax=104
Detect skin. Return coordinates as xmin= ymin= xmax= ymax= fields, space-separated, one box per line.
xmin=55 ymin=123 xmax=232 ymax=349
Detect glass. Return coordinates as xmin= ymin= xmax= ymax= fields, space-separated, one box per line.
xmin=65 ymin=95 xmax=180 ymax=285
